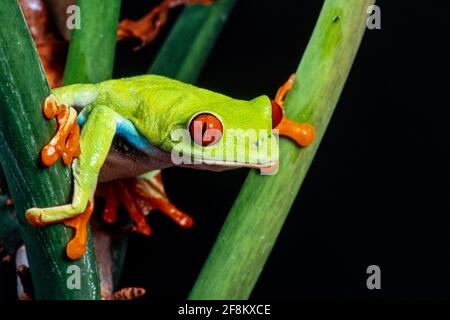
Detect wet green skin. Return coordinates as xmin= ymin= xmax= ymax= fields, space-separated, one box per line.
xmin=25 ymin=75 xmax=278 ymax=226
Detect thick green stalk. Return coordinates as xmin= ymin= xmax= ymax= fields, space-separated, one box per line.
xmin=61 ymin=0 xmax=122 ymax=292
xmin=0 ymin=0 xmax=99 ymax=299
xmin=63 ymin=0 xmax=121 ymax=84
xmin=189 ymin=0 xmax=375 ymax=299
xmin=149 ymin=0 xmax=236 ymax=83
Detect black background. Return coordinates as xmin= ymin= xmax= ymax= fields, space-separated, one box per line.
xmin=1 ymin=0 xmax=449 ymax=300
xmin=116 ymin=0 xmax=449 ymax=299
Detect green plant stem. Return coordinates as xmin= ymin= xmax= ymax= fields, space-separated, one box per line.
xmin=0 ymin=0 xmax=99 ymax=299
xmin=62 ymin=0 xmax=122 ymax=294
xmin=149 ymin=0 xmax=236 ymax=83
xmin=63 ymin=0 xmax=121 ymax=85
xmin=189 ymin=0 xmax=375 ymax=299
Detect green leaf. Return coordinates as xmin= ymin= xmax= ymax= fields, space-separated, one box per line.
xmin=63 ymin=0 xmax=122 ymax=84
xmin=62 ymin=0 xmax=122 ymax=297
xmin=189 ymin=0 xmax=376 ymax=299
xmin=0 ymin=0 xmax=100 ymax=299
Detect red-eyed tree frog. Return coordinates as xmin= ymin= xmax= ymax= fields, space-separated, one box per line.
xmin=25 ymin=74 xmax=315 ymax=259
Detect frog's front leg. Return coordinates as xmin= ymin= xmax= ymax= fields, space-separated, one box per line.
xmin=273 ymin=74 xmax=315 ymax=147
xmin=26 ymin=105 xmax=119 ymax=227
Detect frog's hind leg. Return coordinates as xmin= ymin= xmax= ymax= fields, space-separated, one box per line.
xmin=26 ymin=105 xmax=119 ymax=226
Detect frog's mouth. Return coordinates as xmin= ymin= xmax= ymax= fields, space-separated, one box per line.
xmin=189 ymin=159 xmax=277 ymax=170
xmin=166 ymin=124 xmax=279 ymax=166
xmin=171 ymin=137 xmax=279 ymax=171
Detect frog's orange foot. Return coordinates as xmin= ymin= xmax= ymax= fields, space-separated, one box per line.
xmin=64 ymin=201 xmax=94 ymax=260
xmin=272 ymin=74 xmax=315 ymax=147
xmin=96 ymin=172 xmax=193 ymax=235
xmin=117 ymin=0 xmax=214 ymax=50
xmin=96 ymin=182 xmax=119 ymax=225
xmin=135 ymin=173 xmax=194 ymax=228
xmin=41 ymin=96 xmax=80 ymax=167
xmin=97 ymin=180 xmax=152 ymax=236
xmin=275 ymin=118 xmax=315 ymax=147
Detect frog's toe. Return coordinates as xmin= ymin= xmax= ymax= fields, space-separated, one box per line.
xmin=64 ymin=201 xmax=94 ymax=260
xmin=66 ymin=236 xmax=86 ymax=261
xmin=41 ymin=96 xmax=80 ymax=167
xmin=134 ymin=173 xmax=194 ymax=229
xmin=272 ymin=74 xmax=316 ymax=147
xmin=276 ymin=117 xmax=315 ymax=147
xmin=25 ymin=209 xmax=46 ymax=227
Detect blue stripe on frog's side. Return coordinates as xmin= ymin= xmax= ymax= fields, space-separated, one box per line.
xmin=77 ymin=107 xmax=159 ymax=156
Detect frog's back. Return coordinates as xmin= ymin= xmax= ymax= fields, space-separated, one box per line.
xmin=94 ymin=75 xmax=198 ymax=119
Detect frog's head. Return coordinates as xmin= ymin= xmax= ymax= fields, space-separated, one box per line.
xmin=153 ymin=87 xmax=282 ymax=171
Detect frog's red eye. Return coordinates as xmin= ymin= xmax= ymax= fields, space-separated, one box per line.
xmin=189 ymin=113 xmax=223 ymax=146
xmin=271 ymin=100 xmax=283 ymax=128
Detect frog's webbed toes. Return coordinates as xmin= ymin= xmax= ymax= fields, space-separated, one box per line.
xmin=41 ymin=96 xmax=80 ymax=167
xmin=134 ymin=173 xmax=194 ymax=229
xmin=64 ymin=201 xmax=94 ymax=260
xmin=272 ymin=74 xmax=316 ymax=147
xmin=96 ymin=172 xmax=194 ymax=236
xmin=276 ymin=118 xmax=315 ymax=147
xmin=25 ymin=198 xmax=95 ymax=260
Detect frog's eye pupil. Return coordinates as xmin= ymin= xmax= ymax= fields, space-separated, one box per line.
xmin=271 ymin=100 xmax=283 ymax=128
xmin=189 ymin=113 xmax=223 ymax=146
